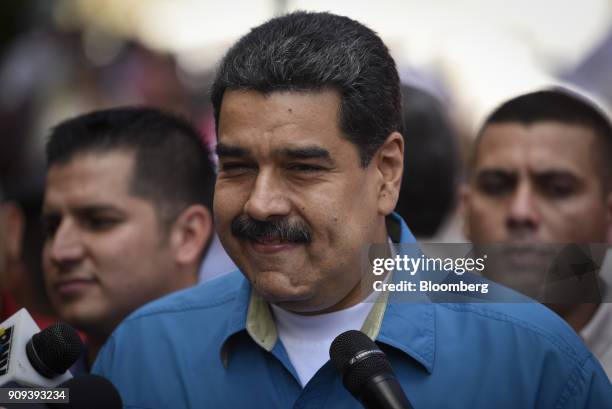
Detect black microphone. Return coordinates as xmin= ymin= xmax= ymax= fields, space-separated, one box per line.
xmin=26 ymin=323 xmax=83 ymax=379
xmin=0 ymin=319 xmax=83 ymax=409
xmin=330 ymin=330 xmax=414 ymax=409
xmin=47 ymin=375 xmax=123 ymax=409
xmin=0 ymin=310 xmax=83 ymax=387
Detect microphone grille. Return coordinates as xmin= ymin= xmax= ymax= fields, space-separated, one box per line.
xmin=329 ymin=330 xmax=376 ymax=371
xmin=32 ymin=323 xmax=83 ymax=374
xmin=329 ymin=330 xmax=393 ymax=396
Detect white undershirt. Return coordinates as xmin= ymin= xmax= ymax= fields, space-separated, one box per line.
xmin=270 ymin=299 xmax=375 ymax=387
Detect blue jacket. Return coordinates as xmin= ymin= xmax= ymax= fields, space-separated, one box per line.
xmin=93 ymin=214 xmax=612 ymax=408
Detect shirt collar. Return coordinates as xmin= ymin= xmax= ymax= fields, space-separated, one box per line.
xmin=369 ymin=214 xmax=436 ymax=373
xmin=220 ymin=213 xmax=435 ymax=373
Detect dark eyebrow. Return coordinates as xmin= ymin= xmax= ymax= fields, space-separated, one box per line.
xmin=475 ymin=168 xmax=516 ymax=179
xmin=533 ymin=170 xmax=581 ymax=185
xmin=73 ymin=205 xmax=124 ymax=215
xmin=41 ymin=205 xmax=123 ymax=222
xmin=215 ymin=143 xmax=250 ymax=158
xmin=474 ymin=169 xmax=517 ymax=187
xmin=44 ymin=205 xmax=123 ymax=217
xmin=533 ymin=170 xmax=579 ymax=179
xmin=278 ymin=146 xmax=332 ymax=161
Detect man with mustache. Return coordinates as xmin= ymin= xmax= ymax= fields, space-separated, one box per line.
xmin=462 ymin=88 xmax=612 ymax=379
xmin=232 ymin=216 xmax=312 ymax=245
xmin=93 ymin=12 xmax=611 ymax=408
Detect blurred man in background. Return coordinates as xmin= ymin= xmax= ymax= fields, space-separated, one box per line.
xmin=395 ymin=84 xmax=459 ymax=238
xmin=42 ymin=107 xmax=215 ymax=369
xmin=0 ymin=167 xmax=56 ymax=328
xmin=0 ymin=191 xmax=31 ymax=320
xmin=462 ymin=88 xmax=612 ymax=379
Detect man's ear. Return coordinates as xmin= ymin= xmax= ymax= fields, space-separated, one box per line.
xmin=375 ymin=132 xmax=404 ymax=215
xmin=459 ymin=184 xmax=472 ymax=241
xmin=1 ymin=202 xmax=25 ymax=261
xmin=169 ymin=205 xmax=213 ymax=268
xmin=0 ymin=202 xmax=25 ymax=291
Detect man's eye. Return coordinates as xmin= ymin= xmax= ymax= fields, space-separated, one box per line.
xmin=541 ymin=183 xmax=575 ymax=198
xmin=287 ymin=163 xmax=325 ymax=172
xmin=84 ymin=217 xmax=118 ymax=231
xmin=477 ymin=175 xmax=515 ymax=196
xmin=536 ymin=174 xmax=578 ymax=199
xmin=220 ymin=163 xmax=256 ymax=173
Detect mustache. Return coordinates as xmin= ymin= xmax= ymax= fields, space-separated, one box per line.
xmin=231 ymin=215 xmax=312 ymax=244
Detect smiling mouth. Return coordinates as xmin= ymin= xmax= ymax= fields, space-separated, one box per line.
xmin=249 ymin=238 xmax=300 ymax=254
xmin=255 ymin=236 xmax=290 ymax=245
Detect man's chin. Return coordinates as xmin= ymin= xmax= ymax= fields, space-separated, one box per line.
xmin=253 ymin=281 xmax=313 ymax=303
xmin=256 ymin=284 xmax=347 ymax=315
xmin=247 ymin=270 xmax=314 ymax=303
xmin=272 ymin=300 xmax=327 ymax=315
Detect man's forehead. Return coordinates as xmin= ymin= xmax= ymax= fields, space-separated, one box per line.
xmin=45 ymin=150 xmax=137 ymax=205
xmin=217 ymin=89 xmax=353 ymax=156
xmin=49 ymin=149 xmax=136 ymax=175
xmin=474 ymin=121 xmax=598 ymax=171
xmin=219 ymin=89 xmax=341 ymax=129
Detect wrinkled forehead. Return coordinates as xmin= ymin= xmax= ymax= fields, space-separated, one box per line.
xmin=217 ymin=89 xmax=352 ymax=157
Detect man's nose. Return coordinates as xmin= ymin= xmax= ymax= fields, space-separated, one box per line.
xmin=48 ymin=220 xmax=86 ymax=266
xmin=506 ymin=182 xmax=541 ymax=235
xmin=243 ymin=170 xmax=291 ymax=221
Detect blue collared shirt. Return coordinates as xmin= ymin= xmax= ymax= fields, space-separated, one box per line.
xmin=93 ymin=214 xmax=612 ymax=408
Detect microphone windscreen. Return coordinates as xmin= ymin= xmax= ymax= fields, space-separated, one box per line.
xmin=329 ymin=330 xmax=393 ymax=397
xmin=48 ymin=374 xmax=123 ymax=409
xmin=28 ymin=323 xmax=83 ymax=376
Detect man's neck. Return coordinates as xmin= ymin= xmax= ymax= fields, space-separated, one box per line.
xmin=546 ymin=303 xmax=600 ymax=332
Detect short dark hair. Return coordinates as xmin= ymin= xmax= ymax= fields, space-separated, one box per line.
xmin=46 ymin=107 xmax=216 ymax=225
xmin=210 ymin=11 xmax=401 ymax=167
xmin=473 ymin=89 xmax=612 ymax=189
